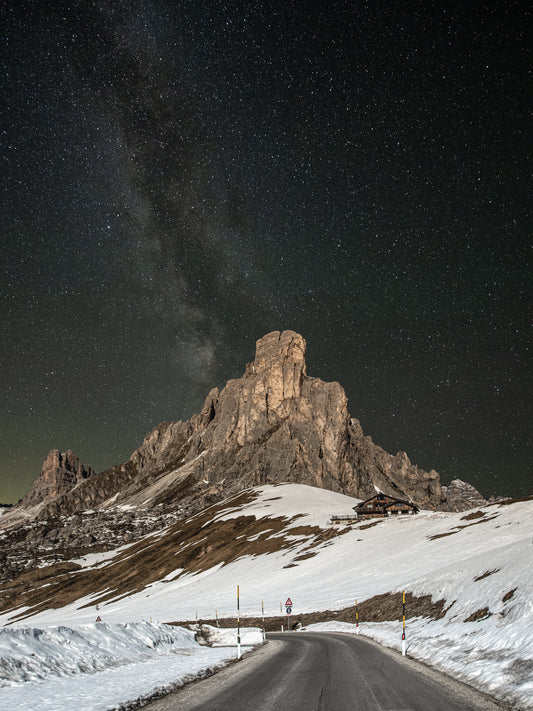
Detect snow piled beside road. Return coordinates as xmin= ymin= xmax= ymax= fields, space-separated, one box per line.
xmin=197 ymin=624 xmax=263 ymax=647
xmin=0 ymin=621 xmax=256 ymax=711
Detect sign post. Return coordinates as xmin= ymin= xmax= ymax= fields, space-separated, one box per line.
xmin=402 ymin=591 xmax=406 ymax=656
xmin=237 ymin=586 xmax=241 ymax=659
xmin=355 ymin=599 xmax=359 ymax=634
xmin=285 ymin=597 xmax=293 ymax=631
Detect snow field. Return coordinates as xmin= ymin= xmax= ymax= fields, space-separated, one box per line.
xmin=0 ymin=621 xmax=262 ymax=711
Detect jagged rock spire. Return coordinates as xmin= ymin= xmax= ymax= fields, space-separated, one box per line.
xmin=21 ymin=449 xmax=95 ymax=508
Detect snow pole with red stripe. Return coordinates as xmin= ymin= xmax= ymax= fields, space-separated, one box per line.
xmin=402 ymin=591 xmax=406 ymax=656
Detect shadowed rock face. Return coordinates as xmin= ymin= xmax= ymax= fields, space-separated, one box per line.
xmin=21 ymin=449 xmax=95 ymax=507
xmin=442 ymin=479 xmax=488 ymax=511
xmin=19 ymin=330 xmax=486 ymax=518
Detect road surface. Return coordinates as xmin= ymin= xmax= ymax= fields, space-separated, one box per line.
xmin=144 ymin=631 xmax=507 ymax=710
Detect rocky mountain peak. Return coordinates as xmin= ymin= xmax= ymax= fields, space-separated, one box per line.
xmin=21 ymin=449 xmax=95 ymax=508
xmin=15 ymin=331 xmax=487 ymax=522
xmin=243 ymin=330 xmax=307 ymax=414
xmin=250 ymin=330 xmax=307 ymax=375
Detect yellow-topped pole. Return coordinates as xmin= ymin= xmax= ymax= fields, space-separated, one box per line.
xmin=355 ymin=599 xmax=359 ymax=634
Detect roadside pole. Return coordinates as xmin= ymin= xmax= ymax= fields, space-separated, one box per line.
xmin=261 ymin=600 xmax=266 ymax=643
xmin=355 ymin=599 xmax=359 ymax=634
xmin=285 ymin=598 xmax=293 ymax=631
xmin=237 ymin=586 xmax=241 ymax=659
xmin=280 ymin=601 xmax=283 ymax=631
xmin=216 ymin=609 xmax=219 ymax=627
xmin=402 ymin=591 xmax=406 ymax=656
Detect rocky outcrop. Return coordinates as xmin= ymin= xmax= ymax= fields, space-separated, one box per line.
xmin=16 ymin=330 xmax=486 ymax=521
xmin=441 ymin=479 xmax=487 ymax=511
xmin=141 ymin=330 xmax=452 ymax=510
xmin=21 ymin=450 xmax=95 ymax=508
xmin=184 ymin=331 xmax=349 ymax=494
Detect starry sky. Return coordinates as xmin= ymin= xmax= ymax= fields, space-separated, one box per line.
xmin=2 ymin=0 xmax=531 ymax=503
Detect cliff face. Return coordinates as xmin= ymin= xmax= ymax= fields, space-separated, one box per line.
xmin=21 ymin=449 xmax=95 ymax=508
xmin=181 ymin=331 xmax=349 ymax=491
xmin=149 ymin=330 xmax=445 ymax=508
xmin=20 ymin=330 xmax=485 ymax=518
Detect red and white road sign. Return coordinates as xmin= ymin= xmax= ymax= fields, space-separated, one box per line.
xmin=285 ymin=598 xmax=292 ymax=607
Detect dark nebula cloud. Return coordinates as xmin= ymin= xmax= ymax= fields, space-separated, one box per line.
xmin=2 ymin=0 xmax=531 ymax=502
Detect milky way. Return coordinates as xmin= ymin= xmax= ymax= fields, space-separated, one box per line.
xmin=2 ymin=0 xmax=530 ymax=502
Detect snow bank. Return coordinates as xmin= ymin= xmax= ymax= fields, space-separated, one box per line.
xmin=0 ymin=621 xmax=258 ymax=711
xmin=196 ymin=624 xmax=263 ymax=647
xmin=0 ymin=621 xmax=196 ymax=686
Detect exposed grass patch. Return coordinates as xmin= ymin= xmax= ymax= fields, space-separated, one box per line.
xmin=428 ymin=530 xmax=458 ymax=540
xmin=464 ymin=607 xmax=491 ymax=622
xmin=474 ymin=569 xmax=500 ymax=581
xmin=358 ymin=521 xmax=381 ymax=530
xmin=461 ymin=510 xmax=485 ymax=521
xmin=293 ymin=552 xmax=318 ymax=562
xmin=502 ymin=589 xmax=516 ymax=602
xmin=458 ymin=516 xmax=499 ymax=528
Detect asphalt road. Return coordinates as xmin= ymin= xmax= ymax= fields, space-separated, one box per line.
xmin=144 ymin=631 xmax=507 ymax=711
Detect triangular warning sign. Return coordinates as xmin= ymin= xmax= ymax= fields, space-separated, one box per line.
xmin=285 ymin=598 xmax=292 ymax=606
xmin=95 ymin=615 xmax=102 ymax=622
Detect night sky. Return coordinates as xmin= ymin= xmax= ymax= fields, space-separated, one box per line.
xmin=2 ymin=1 xmax=531 ymax=504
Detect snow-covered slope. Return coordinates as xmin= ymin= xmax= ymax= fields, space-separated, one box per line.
xmin=1 ymin=484 xmax=532 ymax=708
